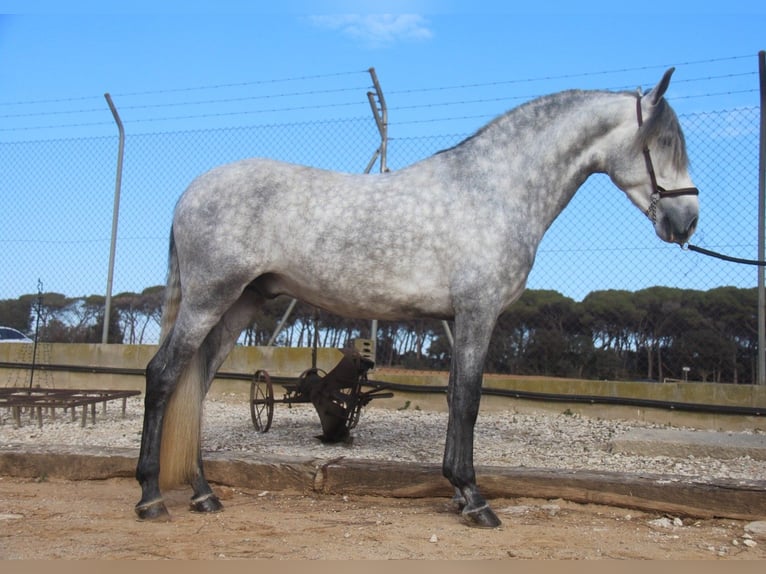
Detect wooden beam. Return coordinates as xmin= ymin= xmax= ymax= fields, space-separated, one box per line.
xmin=1 ymin=447 xmax=764 ymax=521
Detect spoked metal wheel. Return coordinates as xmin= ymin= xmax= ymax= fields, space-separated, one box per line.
xmin=250 ymin=369 xmax=274 ymax=432
xmin=298 ymin=367 xmax=327 ymax=383
xmin=337 ymin=378 xmax=364 ymax=431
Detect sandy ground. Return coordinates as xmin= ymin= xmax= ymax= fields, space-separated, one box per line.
xmin=1 ymin=475 xmax=765 ymax=560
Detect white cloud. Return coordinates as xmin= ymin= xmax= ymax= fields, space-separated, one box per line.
xmin=310 ymin=14 xmax=434 ymax=47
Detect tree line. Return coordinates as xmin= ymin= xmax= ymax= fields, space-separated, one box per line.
xmin=0 ymin=285 xmax=758 ymax=384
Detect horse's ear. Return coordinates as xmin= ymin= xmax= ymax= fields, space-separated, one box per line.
xmin=646 ymin=67 xmax=675 ymax=106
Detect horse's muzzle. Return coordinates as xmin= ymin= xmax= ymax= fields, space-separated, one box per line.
xmin=659 ymin=211 xmax=698 ymax=245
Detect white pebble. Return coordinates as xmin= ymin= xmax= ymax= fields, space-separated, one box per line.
xmin=3 ymin=395 xmax=764 ymax=487
xmin=745 ymin=521 xmax=766 ymax=538
xmin=649 ymin=517 xmax=674 ymax=529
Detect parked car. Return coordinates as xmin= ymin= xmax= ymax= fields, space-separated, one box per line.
xmin=0 ymin=326 xmax=33 ymax=343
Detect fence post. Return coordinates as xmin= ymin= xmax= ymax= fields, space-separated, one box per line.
xmin=366 ymin=67 xmax=388 ymax=174
xmin=267 ymin=299 xmax=298 ymax=347
xmin=758 ymin=51 xmax=766 ymax=384
xmin=27 ymin=279 xmax=43 ymax=392
xmin=102 ymin=93 xmax=125 ymax=344
xmin=365 ymin=67 xmax=389 ymax=356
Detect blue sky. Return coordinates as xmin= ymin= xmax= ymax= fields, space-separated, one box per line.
xmin=1 ymin=2 xmax=764 ymax=133
xmin=0 ymin=2 xmax=765 ymax=311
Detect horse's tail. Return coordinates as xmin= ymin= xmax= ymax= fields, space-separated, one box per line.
xmin=157 ymin=228 xmax=208 ymax=489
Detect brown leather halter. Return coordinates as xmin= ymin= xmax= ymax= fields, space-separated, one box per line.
xmin=636 ymin=95 xmax=699 ymax=223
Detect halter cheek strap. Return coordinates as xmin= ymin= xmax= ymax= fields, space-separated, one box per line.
xmin=635 ymin=95 xmax=699 ymax=223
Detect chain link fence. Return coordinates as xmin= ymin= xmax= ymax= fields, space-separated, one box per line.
xmin=0 ymin=71 xmax=761 ymax=344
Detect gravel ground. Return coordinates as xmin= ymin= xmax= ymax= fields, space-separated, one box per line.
xmin=2 ymin=392 xmax=766 ymax=483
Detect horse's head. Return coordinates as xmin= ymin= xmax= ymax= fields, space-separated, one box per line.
xmin=609 ymin=68 xmax=699 ymax=245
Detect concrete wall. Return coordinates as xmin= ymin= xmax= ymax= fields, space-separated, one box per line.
xmin=0 ymin=342 xmax=343 ymax=393
xmin=3 ymin=342 xmax=766 ymax=410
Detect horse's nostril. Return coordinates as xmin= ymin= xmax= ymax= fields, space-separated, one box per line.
xmin=662 ymin=214 xmax=698 ymax=245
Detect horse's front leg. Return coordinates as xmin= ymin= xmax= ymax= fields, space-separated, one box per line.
xmin=442 ymin=313 xmax=501 ymax=528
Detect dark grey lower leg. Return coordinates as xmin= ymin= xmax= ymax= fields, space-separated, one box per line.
xmin=135 ymin=349 xmax=176 ymax=520
xmin=189 ymin=459 xmax=222 ymax=513
xmin=187 ymin=292 xmax=261 ymax=514
xmin=442 ymin=314 xmax=501 ymax=528
xmin=135 ymin=332 xmax=201 ymax=520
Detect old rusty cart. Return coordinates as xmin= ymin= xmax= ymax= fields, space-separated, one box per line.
xmin=250 ymin=343 xmax=394 ymax=443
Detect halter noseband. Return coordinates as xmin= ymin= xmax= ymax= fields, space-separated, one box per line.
xmin=635 ymin=95 xmax=699 ymax=223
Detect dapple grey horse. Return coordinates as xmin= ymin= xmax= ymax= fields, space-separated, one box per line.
xmin=136 ymin=68 xmax=698 ymax=527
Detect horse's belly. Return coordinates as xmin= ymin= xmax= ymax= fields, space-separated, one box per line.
xmin=271 ymin=271 xmax=454 ymax=321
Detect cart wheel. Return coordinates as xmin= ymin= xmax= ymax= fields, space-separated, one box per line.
xmin=298 ymin=367 xmax=327 ymax=382
xmin=250 ymin=369 xmax=274 ymax=432
xmin=341 ymin=378 xmax=364 ymax=431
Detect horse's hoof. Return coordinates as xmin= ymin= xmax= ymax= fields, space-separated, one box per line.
xmin=462 ymin=504 xmax=502 ymax=528
xmin=190 ymin=493 xmax=223 ymax=513
xmin=135 ymin=499 xmax=171 ymax=521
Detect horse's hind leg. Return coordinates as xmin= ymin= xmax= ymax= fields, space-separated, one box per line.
xmin=136 ymin=292 xmax=245 ymax=519
xmin=186 ymin=290 xmax=263 ymax=513
xmin=442 ymin=311 xmax=502 ymax=528
xmin=136 ymin=333 xmax=202 ymax=520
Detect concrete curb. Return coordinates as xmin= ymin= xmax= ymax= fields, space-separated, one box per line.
xmin=610 ymin=428 xmax=766 ymax=461
xmin=1 ymin=444 xmax=765 ymax=521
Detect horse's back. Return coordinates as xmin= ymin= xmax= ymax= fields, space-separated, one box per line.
xmin=173 ymin=156 xmax=462 ymax=250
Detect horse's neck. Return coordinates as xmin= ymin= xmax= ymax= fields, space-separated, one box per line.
xmin=455 ymin=91 xmax=632 ymax=225
xmin=500 ymin=91 xmax=628 ymax=172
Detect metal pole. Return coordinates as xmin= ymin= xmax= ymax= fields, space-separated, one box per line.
xmin=758 ymin=51 xmax=766 ymax=384
xmin=28 ymin=279 xmax=43 ymax=392
xmin=363 ymin=148 xmax=381 ymax=175
xmin=102 ymin=93 xmax=125 ymax=344
xmin=267 ymin=298 xmax=298 ymax=347
xmin=442 ymin=320 xmax=454 ymax=349
xmin=366 ymin=67 xmax=390 ymax=355
xmin=367 ymin=67 xmax=388 ymax=173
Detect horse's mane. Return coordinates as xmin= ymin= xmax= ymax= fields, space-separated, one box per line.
xmin=433 ymin=90 xmax=599 ymax=156
xmin=434 ymin=89 xmax=689 ymax=172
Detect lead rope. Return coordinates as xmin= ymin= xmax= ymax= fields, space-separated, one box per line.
xmin=686 ymin=244 xmax=766 ymax=266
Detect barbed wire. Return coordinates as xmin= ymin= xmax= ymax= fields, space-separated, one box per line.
xmin=0 ymin=85 xmax=372 ymax=119
xmin=2 ymin=84 xmax=758 ymax=134
xmin=5 ymin=54 xmax=750 ymax=107
xmin=0 ymin=69 xmax=370 ymax=107
xmin=387 ymin=55 xmax=757 ymax=95
xmin=0 ymin=54 xmax=758 ymax=134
